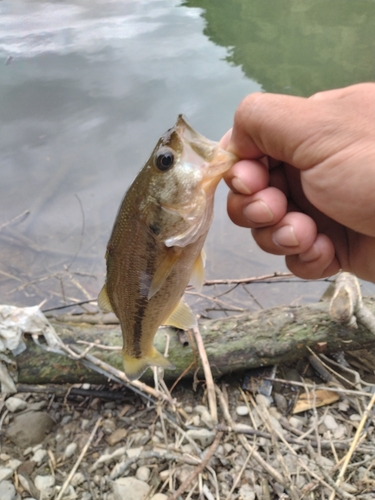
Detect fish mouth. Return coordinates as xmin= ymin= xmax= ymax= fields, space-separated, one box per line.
xmin=176 ymin=114 xmax=238 ymax=184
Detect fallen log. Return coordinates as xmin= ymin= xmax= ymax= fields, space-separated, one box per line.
xmin=14 ymin=295 xmax=375 ymax=385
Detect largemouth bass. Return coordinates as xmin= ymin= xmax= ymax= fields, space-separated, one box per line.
xmin=99 ymin=115 xmax=237 ymax=380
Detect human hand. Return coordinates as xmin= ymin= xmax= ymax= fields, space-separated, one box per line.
xmin=222 ymin=83 xmax=375 ymax=281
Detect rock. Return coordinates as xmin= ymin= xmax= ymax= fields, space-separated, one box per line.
xmin=32 ymin=449 xmax=47 ymax=465
xmin=176 ymin=465 xmax=195 ymax=484
xmin=323 ymin=415 xmax=338 ymax=431
xmin=7 ymin=459 xmax=22 ymax=471
xmin=239 ymin=484 xmax=255 ymax=500
xmin=126 ymin=447 xmax=143 ymax=459
xmin=273 ymin=393 xmax=288 ymax=414
xmin=64 ymin=443 xmax=77 ymax=459
xmin=150 ymin=495 xmax=168 ymax=500
xmin=71 ymin=472 xmax=85 ymax=487
xmin=0 ymin=468 xmax=13 ymax=482
xmin=112 ymin=477 xmax=151 ymax=500
xmin=7 ymin=412 xmax=54 ymax=447
xmin=186 ymin=429 xmax=215 ymax=448
xmin=102 ymin=418 xmax=116 ymax=435
xmin=5 ymin=397 xmax=27 ymax=413
xmin=0 ymin=480 xmax=16 ymax=500
xmin=289 ymin=416 xmax=304 ymax=431
xmin=194 ymin=405 xmax=209 ymax=415
xmin=236 ymin=406 xmax=249 ymax=416
xmin=107 ymin=428 xmax=127 ymax=446
xmin=136 ymin=466 xmax=150 ymax=482
xmin=34 ymin=474 xmax=55 ymax=497
xmin=255 ymin=394 xmax=272 ymax=408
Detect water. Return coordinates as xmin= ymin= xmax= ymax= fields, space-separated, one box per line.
xmin=1 ymin=0 xmax=374 ymax=314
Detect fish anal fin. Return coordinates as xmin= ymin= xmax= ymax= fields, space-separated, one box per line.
xmin=123 ymin=348 xmax=175 ymax=381
xmin=148 ymin=247 xmax=182 ymax=300
xmin=98 ymin=284 xmax=113 ymax=313
xmin=163 ymin=299 xmax=197 ymax=330
xmin=189 ymin=249 xmax=206 ymax=292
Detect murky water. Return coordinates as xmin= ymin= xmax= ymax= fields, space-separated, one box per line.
xmin=1 ymin=0 xmax=375 ymax=314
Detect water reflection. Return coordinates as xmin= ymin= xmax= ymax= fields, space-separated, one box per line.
xmin=184 ymin=0 xmax=375 ymax=96
xmin=0 ymin=0 xmax=374 ymax=314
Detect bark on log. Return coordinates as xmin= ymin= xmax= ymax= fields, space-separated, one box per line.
xmin=14 ymin=297 xmax=375 ymax=385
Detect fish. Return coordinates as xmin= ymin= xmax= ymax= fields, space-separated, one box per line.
xmin=98 ymin=115 xmax=237 ymax=380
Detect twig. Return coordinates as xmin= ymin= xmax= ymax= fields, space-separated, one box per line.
xmin=192 ymin=325 xmax=217 ymax=423
xmin=203 ymin=271 xmax=294 ymax=286
xmin=0 ymin=209 xmax=30 ymax=231
xmin=329 ymin=390 xmax=375 ymax=500
xmin=166 ymin=431 xmax=223 ymax=500
xmin=224 ymin=449 xmax=254 ymax=500
xmin=56 ymin=416 xmax=102 ymax=500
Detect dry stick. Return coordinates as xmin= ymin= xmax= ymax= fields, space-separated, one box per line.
xmin=329 ymin=390 xmax=375 ymax=500
xmin=192 ymin=325 xmax=217 ymax=423
xmin=224 ymin=449 xmax=254 ymax=500
xmin=203 ymin=271 xmax=294 ymax=286
xmin=56 ymin=417 xmax=102 ymax=500
xmin=166 ymin=431 xmax=223 ymax=500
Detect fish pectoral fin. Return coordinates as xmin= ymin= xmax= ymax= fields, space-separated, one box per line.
xmin=148 ymin=247 xmax=182 ymax=300
xmin=123 ymin=348 xmax=175 ymax=381
xmin=163 ymin=299 xmax=197 ymax=330
xmin=189 ymin=248 xmax=206 ymax=292
xmin=98 ymin=284 xmax=113 ymax=313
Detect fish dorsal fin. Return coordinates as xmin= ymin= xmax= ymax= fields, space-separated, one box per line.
xmin=148 ymin=247 xmax=182 ymax=300
xmin=98 ymin=284 xmax=113 ymax=312
xmin=189 ymin=249 xmax=206 ymax=292
xmin=163 ymin=299 xmax=197 ymax=329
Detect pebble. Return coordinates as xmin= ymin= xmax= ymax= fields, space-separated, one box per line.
xmin=194 ymin=405 xmax=209 ymax=415
xmin=236 ymin=406 xmax=249 ymax=416
xmin=255 ymin=394 xmax=272 ymax=408
xmin=150 ymin=495 xmax=168 ymax=500
xmin=64 ymin=442 xmax=77 ymax=459
xmin=107 ymin=428 xmax=127 ymax=446
xmin=239 ymin=484 xmax=255 ymax=500
xmin=349 ymin=414 xmax=361 ymax=422
xmin=5 ymin=397 xmax=27 ymax=413
xmin=186 ymin=429 xmax=215 ymax=448
xmin=0 ymin=480 xmax=16 ymax=500
xmin=0 ymin=468 xmax=13 ymax=482
xmin=34 ymin=474 xmax=55 ymax=494
xmin=136 ymin=466 xmax=151 ymax=482
xmin=176 ymin=465 xmax=195 ymax=484
xmin=32 ymin=449 xmax=47 ymax=465
xmin=289 ymin=416 xmax=304 ymax=431
xmin=71 ymin=472 xmax=85 ymax=487
xmin=7 ymin=412 xmax=54 ymax=447
xmin=112 ymin=477 xmax=151 ymax=500
xmin=7 ymin=459 xmax=22 ymax=471
xmin=126 ymin=447 xmax=143 ymax=459
xmin=323 ymin=414 xmax=338 ymax=431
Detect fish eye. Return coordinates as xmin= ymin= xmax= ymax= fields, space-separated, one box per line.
xmin=155 ymin=151 xmax=174 ymax=171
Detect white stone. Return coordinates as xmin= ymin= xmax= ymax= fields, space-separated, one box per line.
xmin=194 ymin=405 xmax=208 ymax=415
xmin=333 ymin=424 xmax=347 ymax=440
xmin=34 ymin=474 xmax=55 ymax=491
xmin=186 ymin=429 xmax=215 ymax=448
xmin=5 ymin=397 xmax=27 ymax=413
xmin=32 ymin=449 xmax=47 ymax=465
xmin=112 ymin=477 xmax=151 ymax=500
xmin=7 ymin=459 xmax=22 ymax=471
xmin=269 ymin=416 xmax=284 ymax=435
xmin=71 ymin=472 xmax=85 ymax=487
xmin=239 ymin=484 xmax=255 ymax=500
xmin=289 ymin=416 xmax=304 ymax=430
xmin=236 ymin=406 xmax=249 ymax=416
xmin=150 ymin=495 xmax=168 ymax=500
xmin=0 ymin=454 xmax=10 ymax=462
xmin=0 ymin=480 xmax=16 ymax=500
xmin=349 ymin=414 xmax=361 ymax=422
xmin=323 ymin=414 xmax=338 ymax=431
xmin=0 ymin=468 xmax=13 ymax=482
xmin=255 ymin=394 xmax=272 ymax=408
xmin=136 ymin=466 xmax=150 ymax=482
xmin=64 ymin=443 xmax=78 ymax=459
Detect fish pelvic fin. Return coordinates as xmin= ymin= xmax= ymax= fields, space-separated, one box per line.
xmin=123 ymin=347 xmax=175 ymax=381
xmin=162 ymin=299 xmax=197 ymax=330
xmin=98 ymin=284 xmax=113 ymax=313
xmin=189 ymin=248 xmax=206 ymax=292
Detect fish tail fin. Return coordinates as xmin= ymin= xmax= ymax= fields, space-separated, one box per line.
xmin=123 ymin=348 xmax=175 ymax=381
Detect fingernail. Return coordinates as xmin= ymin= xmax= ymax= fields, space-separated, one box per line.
xmin=231 ymin=176 xmax=252 ymax=195
xmin=273 ymin=225 xmax=299 ymax=247
xmin=243 ymin=200 xmax=273 ymax=224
